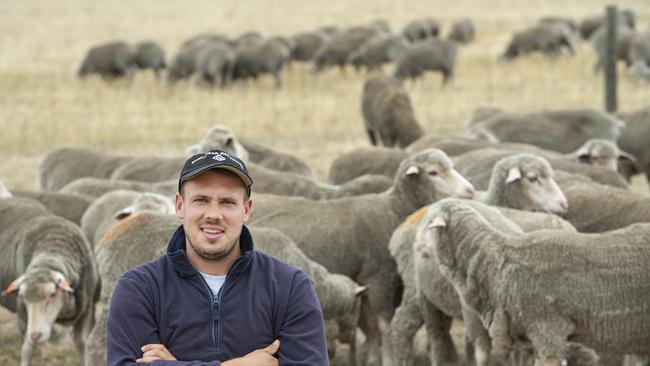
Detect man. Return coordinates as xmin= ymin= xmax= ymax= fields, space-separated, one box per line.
xmin=107 ymin=150 xmax=329 ymax=366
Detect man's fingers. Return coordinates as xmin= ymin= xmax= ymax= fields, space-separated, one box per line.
xmin=141 ymin=344 xmax=165 ymax=352
xmin=136 ymin=356 xmax=160 ymax=363
xmin=265 ymin=339 xmax=280 ymax=354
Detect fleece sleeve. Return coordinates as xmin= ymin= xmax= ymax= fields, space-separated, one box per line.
xmin=107 ymin=273 xmax=222 ymax=366
xmin=276 ymin=273 xmax=329 ymax=366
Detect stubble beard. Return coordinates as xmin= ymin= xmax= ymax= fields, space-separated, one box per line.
xmin=186 ymin=229 xmax=240 ymax=262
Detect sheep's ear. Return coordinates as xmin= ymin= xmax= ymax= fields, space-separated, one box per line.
xmin=618 ymin=150 xmax=637 ymax=163
xmin=354 ymin=286 xmax=368 ymax=297
xmin=405 ymin=165 xmax=419 ymax=176
xmin=505 ymin=167 xmax=522 ymax=183
xmin=186 ymin=144 xmax=201 ymax=155
xmin=2 ymin=275 xmax=25 ymax=296
xmin=224 ymin=137 xmax=234 ymax=147
xmin=114 ymin=206 xmax=134 ymax=220
xmin=428 ymin=216 xmax=447 ymax=229
xmin=52 ymin=271 xmax=74 ymax=293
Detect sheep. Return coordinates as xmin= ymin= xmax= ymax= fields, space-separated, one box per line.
xmin=290 ymin=31 xmax=330 ymax=61
xmin=311 ymin=26 xmax=383 ymax=73
xmin=328 ymin=146 xmax=407 ymax=184
xmin=195 ymin=42 xmax=236 ymax=88
xmin=181 ymin=33 xmax=230 ymax=50
xmin=59 ymin=177 xmax=177 ymax=199
xmin=591 ymin=25 xmax=635 ymax=73
xmin=568 ymin=138 xmax=633 ymax=173
xmin=579 ymin=9 xmax=636 ymax=40
xmin=80 ymin=190 xmax=174 ymax=249
xmin=361 ymin=76 xmax=425 ymax=148
xmin=392 ymin=38 xmax=458 ymax=84
xmin=38 ymin=145 xmax=134 ymax=192
xmin=627 ymin=30 xmax=650 ymax=81
xmin=447 ymin=19 xmax=476 ymax=44
xmin=237 ymin=137 xmax=313 ymax=176
xmin=10 ymin=189 xmax=93 ymax=224
xmin=539 ymin=16 xmax=578 ymax=35
xmin=249 ymin=148 xmax=476 ymax=366
xmin=462 ymin=107 xmax=626 ymax=154
xmin=167 ymin=42 xmax=210 ymax=84
xmin=402 ymin=18 xmax=440 ymax=42
xmin=0 ymin=197 xmax=99 ymax=366
xmin=77 ymin=40 xmax=135 ymax=79
xmin=85 ymin=213 xmax=366 ymax=366
xmin=389 ymin=199 xmax=575 ymax=366
xmin=560 ymin=178 xmax=650 ymax=233
xmin=133 ymin=41 xmax=166 ymax=78
xmin=423 ymin=198 xmax=650 ymax=366
xmin=499 ymin=24 xmax=576 ymax=62
xmin=186 ymin=124 xmax=250 ymax=162
xmin=232 ymin=39 xmax=290 ymax=88
xmin=348 ymin=34 xmax=408 ymax=71
xmin=618 ymin=106 xmax=650 ymax=183
xmin=452 ymin=148 xmax=629 ymax=190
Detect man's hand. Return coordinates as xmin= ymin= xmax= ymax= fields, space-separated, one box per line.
xmin=136 ymin=344 xmax=177 ymax=363
xmin=223 ymin=340 xmax=280 ymax=366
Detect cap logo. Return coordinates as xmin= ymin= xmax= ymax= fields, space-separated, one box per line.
xmin=212 ymin=154 xmax=226 ymax=162
xmin=190 ymin=156 xmax=206 ymax=165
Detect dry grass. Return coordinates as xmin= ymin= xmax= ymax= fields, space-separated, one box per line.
xmin=1 ymin=0 xmax=649 ymax=365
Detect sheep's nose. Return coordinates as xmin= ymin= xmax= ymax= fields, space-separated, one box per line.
xmin=465 ymin=187 xmax=475 ymax=199
xmin=30 ymin=332 xmax=42 ymax=344
xmin=560 ymin=200 xmax=569 ymax=211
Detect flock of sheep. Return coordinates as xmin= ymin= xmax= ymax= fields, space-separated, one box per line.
xmin=76 ymin=8 xmax=650 ymax=89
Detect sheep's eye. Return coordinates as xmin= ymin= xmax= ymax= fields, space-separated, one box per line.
xmin=428 ymin=171 xmax=438 ymax=176
xmin=527 ymin=176 xmax=538 ymax=183
xmin=49 ymin=291 xmax=57 ymax=298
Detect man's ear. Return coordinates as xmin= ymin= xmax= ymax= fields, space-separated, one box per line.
xmin=175 ymin=192 xmax=184 ymax=220
xmin=243 ymin=198 xmax=253 ymax=222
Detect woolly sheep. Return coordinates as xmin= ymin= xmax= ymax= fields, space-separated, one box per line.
xmin=579 ymin=10 xmax=635 ymax=40
xmin=195 ymin=42 xmax=236 ymax=88
xmin=348 ymin=34 xmax=408 ymax=71
xmin=462 ymin=108 xmax=626 ymax=154
xmin=232 ymin=39 xmax=290 ymax=89
xmin=186 ymin=124 xmax=250 ymax=162
xmin=134 ymin=41 xmax=166 ymax=78
xmin=499 ymin=24 xmax=576 ymax=61
xmin=423 ymin=198 xmax=650 ymax=366
xmin=361 ymin=76 xmax=425 ymax=148
xmin=290 ymin=31 xmax=330 ymax=61
xmin=60 ymin=177 xmax=177 ymax=199
xmin=38 ymin=146 xmax=134 ymax=192
xmin=591 ymin=25 xmax=635 ymax=73
xmin=249 ymin=148 xmax=475 ymax=366
xmin=80 ymin=190 xmax=174 ymax=249
xmin=167 ymin=42 xmax=209 ymax=84
xmin=77 ymin=41 xmax=135 ymax=79
xmin=447 ymin=18 xmax=476 ymax=44
xmin=401 ymin=18 xmax=440 ymax=42
xmin=627 ymin=30 xmax=650 ymax=81
xmin=392 ymin=39 xmax=458 ymax=84
xmin=0 ymin=197 xmax=99 ymax=366
xmin=311 ymin=26 xmax=383 ymax=73
xmin=11 ymin=189 xmax=93 ymax=224
xmin=617 ymin=106 xmax=650 ymax=183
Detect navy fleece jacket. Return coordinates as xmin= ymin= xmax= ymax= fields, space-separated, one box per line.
xmin=106 ymin=225 xmax=328 ymax=366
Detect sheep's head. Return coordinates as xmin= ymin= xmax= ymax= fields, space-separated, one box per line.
xmin=2 ymin=270 xmax=74 ymax=345
xmin=573 ymin=139 xmax=620 ymax=171
xmin=398 ymin=149 xmax=475 ymax=204
xmin=187 ymin=124 xmax=250 ymax=163
xmin=492 ymin=154 xmax=568 ymax=215
xmin=114 ymin=192 xmax=175 ymax=220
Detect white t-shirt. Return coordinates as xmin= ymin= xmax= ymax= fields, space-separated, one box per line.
xmin=200 ymin=272 xmax=226 ymax=298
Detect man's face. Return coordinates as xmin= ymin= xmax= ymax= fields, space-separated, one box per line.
xmin=175 ymin=169 xmax=252 ymax=262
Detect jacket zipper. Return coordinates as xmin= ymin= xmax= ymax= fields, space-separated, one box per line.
xmin=196 ymin=275 xmax=218 ymax=349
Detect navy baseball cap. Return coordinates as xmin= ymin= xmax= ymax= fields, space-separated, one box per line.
xmin=178 ymin=150 xmax=253 ymax=196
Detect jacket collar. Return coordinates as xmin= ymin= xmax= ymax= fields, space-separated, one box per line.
xmin=167 ymin=224 xmax=255 ymax=278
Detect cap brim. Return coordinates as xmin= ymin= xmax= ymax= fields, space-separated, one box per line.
xmin=179 ymin=164 xmax=253 ymax=190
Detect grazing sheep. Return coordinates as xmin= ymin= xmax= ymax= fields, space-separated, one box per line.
xmin=579 ymin=9 xmax=636 ymax=40
xmin=249 ymin=148 xmax=475 ymax=366
xmin=238 ymin=137 xmax=312 ymax=176
xmin=311 ymin=27 xmax=383 ymax=73
xmin=628 ymin=30 xmax=650 ymax=81
xmin=0 ymin=197 xmax=99 ymax=366
xmin=10 ymin=189 xmax=92 ymax=224
xmin=392 ymin=39 xmax=458 ymax=84
xmin=80 ymin=190 xmax=174 ymax=249
xmin=591 ymin=25 xmax=635 ymax=73
xmin=60 ymin=177 xmax=176 ymax=199
xmin=424 ymin=198 xmax=650 ymax=366
xmin=453 ymin=148 xmax=629 ymax=190
xmin=463 ymin=108 xmax=625 ymax=154
xmin=361 ymin=76 xmax=425 ymax=148
xmin=134 ymin=41 xmax=166 ymax=78
xmin=38 ymin=145 xmax=134 ymax=192
xmin=232 ymin=39 xmax=290 ymax=89
xmin=290 ymin=31 xmax=330 ymax=61
xmin=568 ymin=138 xmax=633 ymax=173
xmin=499 ymin=24 xmax=576 ymax=61
xmin=167 ymin=42 xmax=211 ymax=84
xmin=77 ymin=40 xmax=135 ymax=79
xmin=618 ymin=106 xmax=650 ymax=182
xmin=447 ymin=19 xmax=476 ymax=44
xmin=348 ymin=34 xmax=408 ymax=71
xmin=328 ymin=146 xmax=407 ymax=184
xmin=539 ymin=16 xmax=578 ymax=34
xmin=402 ymin=18 xmax=440 ymax=42
xmin=185 ymin=124 xmax=250 ymax=162
xmin=195 ymin=42 xmax=236 ymax=88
